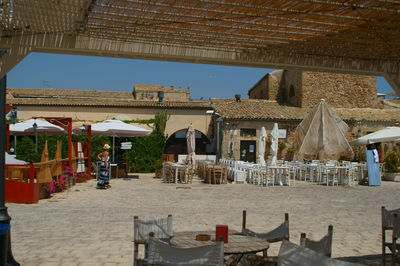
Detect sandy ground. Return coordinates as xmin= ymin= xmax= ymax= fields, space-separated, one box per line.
xmin=6 ymin=174 xmax=400 ymax=265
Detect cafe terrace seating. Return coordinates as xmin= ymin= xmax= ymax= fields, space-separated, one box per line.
xmin=196 ymin=161 xmax=227 ymax=184
xmin=146 ymin=235 xmax=224 ymax=266
xmin=382 ymin=206 xmax=400 ymax=265
xmin=133 ymin=215 xmax=173 ymax=266
xmin=300 ymin=225 xmax=333 ymax=257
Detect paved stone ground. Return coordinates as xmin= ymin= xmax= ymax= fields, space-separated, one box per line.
xmin=6 ymin=174 xmax=400 ymax=265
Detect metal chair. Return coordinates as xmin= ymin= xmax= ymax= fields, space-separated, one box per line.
xmin=300 ymin=225 xmax=333 ymax=257
xmin=133 ymin=215 xmax=173 ymax=266
xmin=382 ymin=206 xmax=400 ymax=265
xmin=146 ymin=233 xmax=224 ymax=265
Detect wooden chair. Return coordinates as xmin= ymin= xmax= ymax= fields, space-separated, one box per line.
xmin=392 ymin=213 xmax=400 ymax=265
xmin=382 ymin=206 xmax=400 ymax=265
xmin=133 ymin=215 xmax=173 ymax=266
xmin=300 ymin=225 xmax=333 ymax=257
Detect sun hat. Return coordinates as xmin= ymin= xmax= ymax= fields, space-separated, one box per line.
xmin=103 ymin=144 xmax=110 ymax=150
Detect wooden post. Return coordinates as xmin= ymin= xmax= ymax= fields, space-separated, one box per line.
xmin=87 ymin=125 xmax=92 ymax=179
xmin=242 ymin=210 xmax=246 ymax=231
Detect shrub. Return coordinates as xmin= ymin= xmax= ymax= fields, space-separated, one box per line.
xmin=384 ymin=151 xmax=400 ymax=173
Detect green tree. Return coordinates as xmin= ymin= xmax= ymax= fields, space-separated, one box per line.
xmin=154 ymin=110 xmax=170 ymax=136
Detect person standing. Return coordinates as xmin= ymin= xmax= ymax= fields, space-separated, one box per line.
xmin=97 ymin=144 xmax=111 ymax=189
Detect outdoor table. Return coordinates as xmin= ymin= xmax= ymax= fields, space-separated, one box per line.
xmin=171 ymin=230 xmax=269 ymax=260
xmin=269 ymin=165 xmax=290 ymax=185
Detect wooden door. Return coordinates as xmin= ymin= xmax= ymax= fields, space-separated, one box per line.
xmin=240 ymin=140 xmax=256 ymax=162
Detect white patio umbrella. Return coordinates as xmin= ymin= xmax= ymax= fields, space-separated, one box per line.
xmin=75 ymin=120 xmax=151 ymax=162
xmin=355 ymin=127 xmax=400 ymax=145
xmin=268 ymin=123 xmax=279 ymax=166
xmin=9 ymin=118 xmax=67 ymax=135
xmin=9 ymin=118 xmax=67 ymax=153
xmin=258 ymin=127 xmax=267 ymax=166
xmin=185 ymin=124 xmax=196 ymax=167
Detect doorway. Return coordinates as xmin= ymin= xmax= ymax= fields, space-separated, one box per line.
xmin=240 ymin=140 xmax=256 ymax=162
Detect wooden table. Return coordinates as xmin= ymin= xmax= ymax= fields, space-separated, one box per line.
xmin=171 ymin=231 xmax=269 ymax=256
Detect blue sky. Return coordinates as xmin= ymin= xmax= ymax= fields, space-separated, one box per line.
xmin=7 ymin=53 xmax=395 ymax=100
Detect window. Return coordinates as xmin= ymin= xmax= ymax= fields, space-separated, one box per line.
xmin=289 ymin=85 xmax=295 ymax=97
xmin=240 ymin=128 xmax=256 ymax=137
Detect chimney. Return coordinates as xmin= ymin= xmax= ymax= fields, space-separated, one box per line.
xmin=235 ymin=94 xmax=241 ymax=102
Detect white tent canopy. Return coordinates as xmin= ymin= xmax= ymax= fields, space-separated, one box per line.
xmin=10 ymin=118 xmax=67 ymax=135
xmin=294 ymin=99 xmax=353 ymax=161
xmin=355 ymin=127 xmax=400 ymax=145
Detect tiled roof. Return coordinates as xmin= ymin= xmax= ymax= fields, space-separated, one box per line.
xmin=134 ymin=84 xmax=185 ymax=93
xmin=212 ymin=98 xmax=400 ymax=122
xmin=7 ymin=88 xmax=210 ymax=109
xmin=7 ymin=88 xmax=132 ymax=99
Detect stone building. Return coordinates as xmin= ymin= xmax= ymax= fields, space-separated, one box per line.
xmin=6 ymin=87 xmax=213 ymax=161
xmin=133 ymin=84 xmax=190 ymax=102
xmin=211 ymin=97 xmax=400 ymax=163
xmin=248 ymin=70 xmax=379 ymax=108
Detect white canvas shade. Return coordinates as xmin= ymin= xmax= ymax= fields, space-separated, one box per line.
xmin=9 ymin=119 xmax=67 ymax=135
xmin=355 ymin=127 xmax=400 ymax=145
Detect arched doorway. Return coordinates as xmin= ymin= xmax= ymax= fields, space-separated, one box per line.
xmin=164 ymin=129 xmax=213 ymax=162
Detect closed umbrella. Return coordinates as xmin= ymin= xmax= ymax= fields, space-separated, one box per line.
xmin=258 ymin=127 xmax=266 ymax=166
xmin=186 ymin=124 xmax=196 ymax=167
xmin=269 ymin=123 xmax=279 ymax=166
xmin=294 ymin=99 xmax=353 ymax=161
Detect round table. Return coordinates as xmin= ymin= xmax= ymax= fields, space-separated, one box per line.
xmin=171 ymin=231 xmax=269 ymax=255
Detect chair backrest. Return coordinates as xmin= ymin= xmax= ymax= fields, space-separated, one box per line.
xmin=147 ymin=236 xmax=224 ymax=266
xmin=241 ymin=210 xmax=289 ymax=243
xmin=134 ymin=215 xmax=173 ymax=242
xmin=278 ymin=240 xmax=361 ymax=266
xmin=300 ymin=225 xmax=333 ymax=257
xmin=382 ymin=206 xmax=400 ymax=229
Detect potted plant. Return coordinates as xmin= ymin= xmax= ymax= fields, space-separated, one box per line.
xmin=383 ymin=151 xmax=400 ymax=182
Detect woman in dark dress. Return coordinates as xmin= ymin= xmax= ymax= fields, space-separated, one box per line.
xmin=97 ymin=144 xmax=111 ymax=189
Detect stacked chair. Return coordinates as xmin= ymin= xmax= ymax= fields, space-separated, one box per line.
xmin=382 ymin=206 xmax=400 ymax=265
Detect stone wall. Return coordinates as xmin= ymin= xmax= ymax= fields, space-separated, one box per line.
xmin=281 ymin=70 xmax=302 ymax=106
xmin=248 ymin=70 xmax=283 ymax=100
xmin=300 ymin=71 xmax=378 ymax=108
xmin=248 ymin=70 xmax=378 ymax=109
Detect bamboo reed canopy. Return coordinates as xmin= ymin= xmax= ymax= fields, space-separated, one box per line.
xmin=0 ymin=0 xmax=399 ymax=92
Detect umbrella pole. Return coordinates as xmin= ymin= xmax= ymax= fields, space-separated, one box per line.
xmin=112 ymin=136 xmax=115 ymax=163
xmin=0 ymin=74 xmax=20 ymax=265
